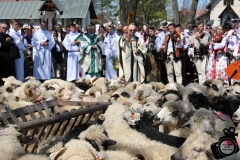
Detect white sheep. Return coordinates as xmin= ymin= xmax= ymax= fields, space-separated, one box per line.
xmin=91 ymin=77 xmax=109 ymax=93
xmin=0 ymin=125 xmax=40 ymax=160
xmin=102 ymin=102 xmax=177 ymax=160
xmin=124 ymin=81 xmax=141 ymax=91
xmin=134 ymin=84 xmax=162 ymax=103
xmin=203 ymin=79 xmax=226 ymax=100
xmin=149 ymin=81 xmax=165 ymax=93
xmin=13 ymin=79 xmax=44 ymax=102
xmin=111 ymin=87 xmax=138 ymax=104
xmin=171 ymin=131 xmax=216 ymax=160
xmin=82 ymin=86 xmax=102 ymax=102
xmin=153 ymin=100 xmax=191 ymax=138
xmin=108 ymin=77 xmax=127 ymax=92
xmin=2 ymin=76 xmax=23 ymax=93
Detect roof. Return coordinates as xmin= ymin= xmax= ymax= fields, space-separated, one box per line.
xmin=195 ymin=10 xmax=210 ymax=19
xmin=218 ymin=5 xmax=239 ymax=18
xmin=58 ymin=0 xmax=94 ymax=18
xmin=0 ymin=0 xmax=97 ymax=19
xmin=0 ymin=1 xmax=44 ymax=19
xmin=206 ymin=0 xmax=214 ymax=9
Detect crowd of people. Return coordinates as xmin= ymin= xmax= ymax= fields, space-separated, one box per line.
xmin=0 ymin=18 xmax=240 ymax=86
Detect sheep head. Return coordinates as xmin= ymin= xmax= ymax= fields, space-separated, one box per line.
xmin=153 ymin=101 xmax=186 ymax=128
xmin=108 ymin=77 xmax=127 ymax=91
xmin=171 ymin=132 xmax=216 ymax=160
xmin=79 ymin=125 xmax=116 ymax=151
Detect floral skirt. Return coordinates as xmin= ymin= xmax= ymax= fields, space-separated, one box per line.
xmin=206 ymin=52 xmax=228 ymax=84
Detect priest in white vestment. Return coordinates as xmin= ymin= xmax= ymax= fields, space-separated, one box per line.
xmin=115 ymin=24 xmax=147 ymax=83
xmin=32 ymin=20 xmax=55 ymax=80
xmin=103 ymin=25 xmax=118 ymax=80
xmin=79 ymin=25 xmax=102 ymax=78
xmin=9 ymin=19 xmax=25 ymax=82
xmin=62 ymin=24 xmax=82 ymax=82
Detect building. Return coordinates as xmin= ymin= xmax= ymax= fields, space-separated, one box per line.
xmin=195 ymin=0 xmax=240 ymax=27
xmin=0 ymin=0 xmax=97 ymax=31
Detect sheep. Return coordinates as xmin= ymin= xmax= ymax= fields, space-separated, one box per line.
xmin=2 ymin=76 xmax=23 ymax=93
xmin=211 ymin=95 xmax=240 ymax=117
xmin=229 ymin=81 xmax=240 ymax=96
xmin=13 ymin=79 xmax=44 ymax=102
xmin=124 ymin=81 xmax=141 ymax=91
xmin=153 ymin=101 xmax=192 ymax=138
xmin=1 ymin=94 xmax=33 ymax=110
xmin=0 ymin=124 xmax=39 ymax=160
xmin=203 ymin=79 xmax=227 ymax=100
xmin=160 ymin=82 xmax=184 ymax=93
xmin=91 ymin=77 xmax=109 ymax=93
xmin=50 ymin=139 xmax=99 ymax=160
xmin=130 ymin=101 xmax=186 ymax=148
xmin=148 ymin=81 xmax=165 ymax=93
xmin=71 ymin=78 xmax=93 ymax=92
xmin=160 ymin=89 xmax=180 ymax=103
xmin=78 ymin=124 xmax=116 ymax=151
xmin=108 ymin=77 xmax=127 ymax=92
xmin=83 ymin=86 xmax=102 ymax=100
xmin=171 ymin=131 xmax=216 ymax=160
xmin=183 ymin=108 xmax=234 ymax=140
xmin=134 ymin=84 xmax=162 ymax=103
xmin=185 ymin=82 xmax=208 ymax=96
xmin=111 ymin=87 xmax=138 ymax=104
xmin=19 ymin=154 xmax=50 ymax=160
xmin=56 ymin=83 xmax=83 ymax=101
xmin=102 ymin=102 xmax=177 ymax=160
xmin=24 ymin=76 xmax=37 ymax=82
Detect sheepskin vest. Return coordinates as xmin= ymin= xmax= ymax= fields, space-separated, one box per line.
xmin=163 ymin=34 xmax=184 ymax=59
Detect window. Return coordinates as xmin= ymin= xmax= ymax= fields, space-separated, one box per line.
xmin=224 ymin=0 xmax=234 ymax=5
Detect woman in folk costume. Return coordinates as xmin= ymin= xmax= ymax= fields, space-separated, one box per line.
xmin=206 ymin=25 xmax=228 ymax=84
xmin=32 ymin=20 xmax=55 ymax=81
xmin=62 ymin=24 xmax=83 ymax=82
xmin=103 ymin=25 xmax=118 ymax=80
xmin=79 ymin=25 xmax=103 ymax=78
xmin=115 ymin=24 xmax=147 ymax=83
xmin=9 ymin=19 xmax=25 ymax=82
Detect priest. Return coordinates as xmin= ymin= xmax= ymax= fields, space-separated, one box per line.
xmin=32 ymin=20 xmax=55 ymax=81
xmin=103 ymin=25 xmax=118 ymax=80
xmin=9 ymin=19 xmax=25 ymax=82
xmin=115 ymin=23 xmax=147 ymax=83
xmin=79 ymin=25 xmax=102 ymax=78
xmin=62 ymin=24 xmax=82 ymax=81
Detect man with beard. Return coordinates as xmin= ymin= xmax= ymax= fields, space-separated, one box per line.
xmin=0 ymin=23 xmax=17 ymax=85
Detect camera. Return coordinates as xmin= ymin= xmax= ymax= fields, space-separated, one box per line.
xmin=211 ymin=127 xmax=239 ymax=159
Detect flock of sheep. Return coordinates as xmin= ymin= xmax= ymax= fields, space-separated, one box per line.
xmin=1 ymin=76 xmax=240 ymax=160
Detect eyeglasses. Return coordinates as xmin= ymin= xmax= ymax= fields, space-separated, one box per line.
xmin=206 ymin=28 xmax=211 ymax=29
xmin=129 ymin=30 xmax=136 ymax=32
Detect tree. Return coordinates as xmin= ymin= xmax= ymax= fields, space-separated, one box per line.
xmin=172 ymin=0 xmax=180 ymax=24
xmin=119 ymin=0 xmax=139 ymax=25
xmin=187 ymin=0 xmax=199 ymax=23
xmin=92 ymin=0 xmax=119 ymax=24
xmin=135 ymin=0 xmax=168 ymax=27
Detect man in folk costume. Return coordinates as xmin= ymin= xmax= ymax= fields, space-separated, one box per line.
xmin=9 ymin=19 xmax=25 ymax=82
xmin=79 ymin=25 xmax=102 ymax=78
xmin=115 ymin=23 xmax=147 ymax=83
xmin=103 ymin=25 xmax=118 ymax=80
xmin=188 ymin=21 xmax=210 ymax=84
xmin=161 ymin=23 xmax=184 ymax=84
xmin=62 ymin=24 xmax=82 ymax=82
xmin=32 ymin=20 xmax=55 ymax=81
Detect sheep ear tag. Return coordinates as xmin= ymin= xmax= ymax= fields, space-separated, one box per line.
xmin=17 ymin=134 xmax=39 ymax=145
xmin=134 ymin=113 xmax=141 ymax=121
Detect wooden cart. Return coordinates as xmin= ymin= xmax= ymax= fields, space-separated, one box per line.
xmin=0 ymin=100 xmax=111 ymax=153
